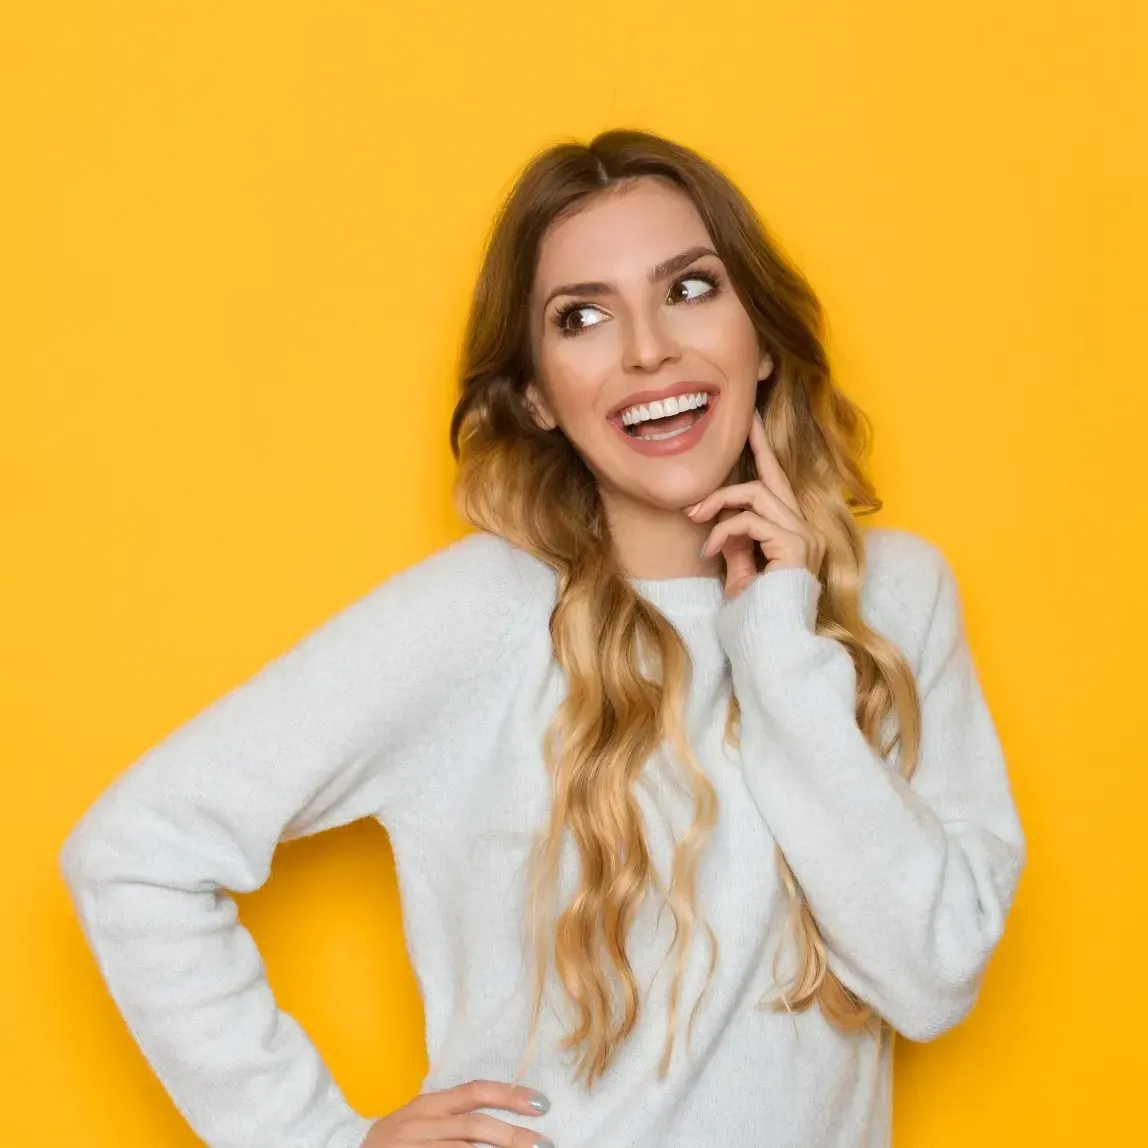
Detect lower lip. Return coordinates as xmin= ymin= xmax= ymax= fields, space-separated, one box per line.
xmin=610 ymin=396 xmax=719 ymax=457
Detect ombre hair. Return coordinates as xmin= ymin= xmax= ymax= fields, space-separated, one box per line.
xmin=449 ymin=129 xmax=921 ymax=1088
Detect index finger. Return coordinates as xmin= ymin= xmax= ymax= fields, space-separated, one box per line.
xmin=432 ymin=1079 xmax=550 ymax=1117
xmin=749 ymin=409 xmax=801 ymax=516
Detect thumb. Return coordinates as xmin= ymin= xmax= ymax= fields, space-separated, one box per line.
xmin=721 ymin=542 xmax=757 ymax=600
xmin=714 ymin=507 xmax=755 ymax=600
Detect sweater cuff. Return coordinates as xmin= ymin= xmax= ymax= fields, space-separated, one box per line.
xmin=717 ymin=566 xmax=823 ymax=667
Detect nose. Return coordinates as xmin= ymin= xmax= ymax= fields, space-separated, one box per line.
xmin=622 ymin=305 xmax=681 ymax=374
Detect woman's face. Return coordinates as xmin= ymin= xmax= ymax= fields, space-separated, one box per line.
xmin=527 ymin=177 xmax=772 ymax=512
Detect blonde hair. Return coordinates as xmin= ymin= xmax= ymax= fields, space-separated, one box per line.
xmin=449 ymin=129 xmax=922 ymax=1088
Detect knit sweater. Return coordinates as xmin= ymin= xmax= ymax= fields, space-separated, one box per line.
xmin=59 ymin=525 xmax=1025 ymax=1148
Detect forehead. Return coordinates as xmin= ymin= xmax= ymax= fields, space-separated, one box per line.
xmin=534 ymin=178 xmax=712 ymax=293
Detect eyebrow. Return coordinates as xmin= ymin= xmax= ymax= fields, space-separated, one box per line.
xmin=542 ymin=245 xmax=720 ymax=309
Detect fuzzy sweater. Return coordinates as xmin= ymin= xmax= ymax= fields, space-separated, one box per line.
xmin=59 ymin=525 xmax=1025 ymax=1148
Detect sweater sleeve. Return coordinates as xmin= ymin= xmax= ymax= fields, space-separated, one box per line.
xmin=58 ymin=534 xmax=529 ymax=1148
xmin=715 ymin=541 xmax=1025 ymax=1042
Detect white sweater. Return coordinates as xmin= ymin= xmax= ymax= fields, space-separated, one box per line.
xmin=59 ymin=525 xmax=1025 ymax=1148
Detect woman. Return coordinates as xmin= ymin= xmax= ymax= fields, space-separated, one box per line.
xmin=60 ymin=129 xmax=1025 ymax=1148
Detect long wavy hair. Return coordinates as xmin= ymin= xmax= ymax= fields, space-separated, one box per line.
xmin=449 ymin=129 xmax=922 ymax=1088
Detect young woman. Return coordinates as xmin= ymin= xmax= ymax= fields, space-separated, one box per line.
xmin=60 ymin=129 xmax=1025 ymax=1148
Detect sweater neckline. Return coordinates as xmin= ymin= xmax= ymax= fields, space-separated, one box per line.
xmin=629 ymin=574 xmax=726 ymax=615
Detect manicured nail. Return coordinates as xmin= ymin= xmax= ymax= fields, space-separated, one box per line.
xmin=699 ymin=542 xmax=709 ymax=558
xmin=686 ymin=502 xmax=702 ymax=516
xmin=533 ymin=1138 xmax=556 ymax=1148
xmin=527 ymin=1091 xmax=551 ymax=1114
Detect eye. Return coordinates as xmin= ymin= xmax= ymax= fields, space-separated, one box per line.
xmin=669 ymin=273 xmax=719 ymax=304
xmin=553 ymin=302 xmax=609 ymax=336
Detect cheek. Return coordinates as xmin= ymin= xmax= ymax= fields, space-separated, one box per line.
xmin=538 ymin=337 xmax=615 ymax=421
xmin=684 ymin=301 xmax=760 ymax=376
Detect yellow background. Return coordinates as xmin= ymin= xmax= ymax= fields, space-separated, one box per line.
xmin=3 ymin=1 xmax=1144 ymax=1144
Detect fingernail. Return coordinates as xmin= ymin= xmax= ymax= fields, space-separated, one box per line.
xmin=527 ymin=1091 xmax=551 ymax=1114
xmin=533 ymin=1138 xmax=556 ymax=1148
xmin=686 ymin=502 xmax=702 ymax=516
xmin=699 ymin=543 xmax=709 ymax=558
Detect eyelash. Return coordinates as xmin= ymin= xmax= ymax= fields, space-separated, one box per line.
xmin=551 ymin=269 xmax=724 ymax=338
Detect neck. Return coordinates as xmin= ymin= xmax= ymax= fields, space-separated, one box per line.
xmin=601 ymin=490 xmax=723 ymax=581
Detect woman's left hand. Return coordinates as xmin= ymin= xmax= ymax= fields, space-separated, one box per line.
xmin=686 ymin=409 xmax=826 ymax=600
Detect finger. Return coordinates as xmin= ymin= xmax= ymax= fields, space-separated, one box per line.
xmin=714 ymin=505 xmax=756 ymax=590
xmin=687 ymin=480 xmax=804 ymax=531
xmin=424 ymin=1080 xmax=549 ymax=1119
xmin=724 ymin=566 xmax=758 ymax=600
xmin=700 ymin=510 xmax=786 ymax=558
xmin=400 ymin=1113 xmax=543 ymax=1146
xmin=720 ymin=538 xmax=757 ymax=599
xmin=749 ymin=410 xmax=801 ymax=516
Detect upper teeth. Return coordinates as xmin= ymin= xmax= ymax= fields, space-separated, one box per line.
xmin=620 ymin=392 xmax=710 ymax=426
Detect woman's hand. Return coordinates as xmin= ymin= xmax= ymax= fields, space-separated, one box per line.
xmin=362 ymin=1079 xmax=553 ymax=1147
xmin=687 ymin=409 xmax=826 ymax=600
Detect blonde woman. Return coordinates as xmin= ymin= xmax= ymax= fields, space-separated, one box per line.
xmin=60 ymin=129 xmax=1025 ymax=1148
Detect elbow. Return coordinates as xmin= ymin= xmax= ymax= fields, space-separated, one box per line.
xmin=59 ymin=793 xmax=128 ymax=894
xmin=848 ymin=931 xmax=999 ymax=1042
xmin=870 ymin=933 xmax=999 ymax=1041
xmin=888 ymin=844 xmax=1025 ymax=1042
xmin=883 ymin=977 xmax=980 ymax=1042
xmin=834 ymin=949 xmax=986 ymax=1042
xmin=59 ymin=809 xmax=104 ymax=894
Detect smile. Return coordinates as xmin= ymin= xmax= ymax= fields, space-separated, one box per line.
xmin=607 ymin=385 xmax=720 ymax=457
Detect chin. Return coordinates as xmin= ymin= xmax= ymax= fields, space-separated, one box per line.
xmin=632 ymin=471 xmax=729 ymax=512
xmin=594 ymin=446 xmax=739 ymax=511
xmin=662 ymin=460 xmax=734 ymax=505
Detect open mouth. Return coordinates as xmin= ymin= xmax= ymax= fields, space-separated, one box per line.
xmin=617 ymin=390 xmax=713 ymax=441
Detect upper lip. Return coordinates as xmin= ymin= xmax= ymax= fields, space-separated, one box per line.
xmin=606 ymin=381 xmax=719 ymax=421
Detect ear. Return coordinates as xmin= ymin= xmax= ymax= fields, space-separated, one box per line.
xmin=524 ymin=381 xmax=559 ymax=431
xmin=757 ymin=347 xmax=775 ymax=382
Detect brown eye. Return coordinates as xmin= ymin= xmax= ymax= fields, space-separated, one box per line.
xmin=669 ymin=275 xmax=717 ymax=303
xmin=556 ymin=304 xmax=607 ymax=335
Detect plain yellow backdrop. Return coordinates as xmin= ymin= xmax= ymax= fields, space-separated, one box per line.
xmin=2 ymin=1 xmax=1144 ymax=1144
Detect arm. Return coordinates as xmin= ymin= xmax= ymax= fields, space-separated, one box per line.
xmin=715 ymin=540 xmax=1025 ymax=1042
xmin=59 ymin=534 xmax=528 ymax=1148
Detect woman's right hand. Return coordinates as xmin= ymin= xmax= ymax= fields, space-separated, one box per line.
xmin=362 ymin=1079 xmax=553 ymax=1147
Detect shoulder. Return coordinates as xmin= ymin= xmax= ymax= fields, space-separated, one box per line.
xmin=328 ymin=530 xmax=554 ymax=673
xmin=860 ymin=525 xmax=952 ymax=600
xmin=374 ymin=529 xmax=553 ymax=610
xmin=858 ymin=526 xmax=962 ymax=667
